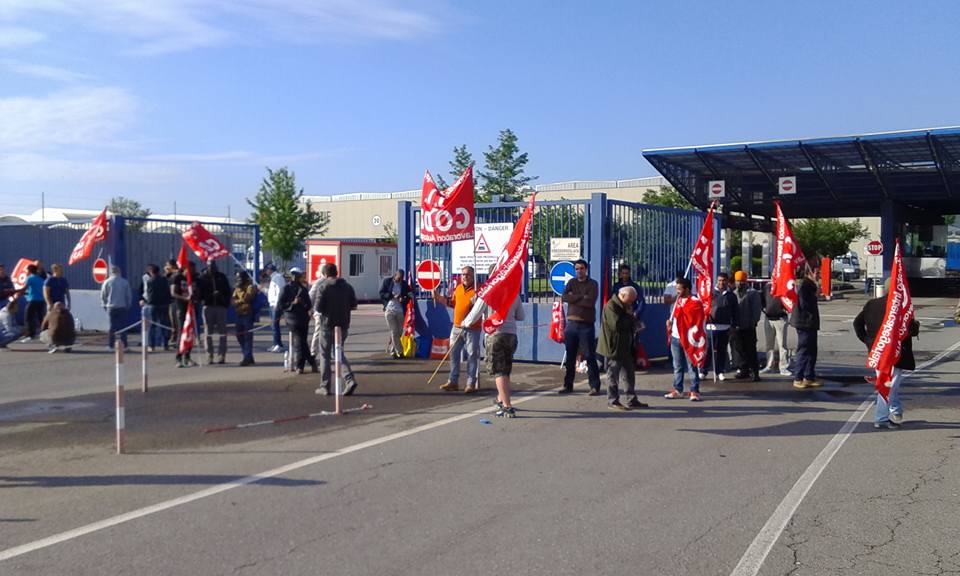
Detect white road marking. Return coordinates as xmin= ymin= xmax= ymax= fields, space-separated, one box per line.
xmin=0 ymin=390 xmax=552 ymax=562
xmin=909 ymin=337 xmax=960 ymax=375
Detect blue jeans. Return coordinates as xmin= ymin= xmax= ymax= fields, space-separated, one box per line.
xmin=108 ymin=307 xmax=129 ymax=349
xmin=875 ymin=367 xmax=904 ymax=423
xmin=563 ymin=320 xmax=601 ymax=390
xmin=448 ymin=327 xmax=481 ymax=385
xmin=235 ymin=314 xmax=254 ymax=360
xmin=143 ymin=305 xmax=169 ymax=348
xmin=270 ymin=306 xmax=283 ymax=347
xmin=794 ymin=329 xmax=818 ymax=381
xmin=670 ymin=337 xmax=701 ymax=393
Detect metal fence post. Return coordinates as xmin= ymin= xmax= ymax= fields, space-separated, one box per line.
xmin=141 ymin=306 xmax=149 ymax=394
xmin=397 ymin=201 xmax=413 ymax=277
xmin=116 ymin=342 xmax=125 ymax=455
xmin=588 ymin=193 xmax=608 ymax=331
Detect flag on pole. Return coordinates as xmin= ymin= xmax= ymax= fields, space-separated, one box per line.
xmin=420 ymin=166 xmax=476 ymax=244
xmin=672 ymin=295 xmax=708 ymax=367
xmin=771 ymin=202 xmax=807 ymax=312
xmin=549 ymin=300 xmax=565 ymax=343
xmin=690 ymin=203 xmax=715 ymax=313
xmin=176 ymin=242 xmax=196 ymax=355
xmin=464 ymin=194 xmax=535 ymax=334
xmin=402 ymin=298 xmax=416 ymax=337
xmin=866 ymin=240 xmax=914 ymax=401
xmin=68 ymin=208 xmax=108 ymax=265
xmin=182 ymin=221 xmax=229 ymax=261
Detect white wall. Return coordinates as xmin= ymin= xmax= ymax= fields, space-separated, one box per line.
xmin=70 ymin=289 xmax=109 ymax=331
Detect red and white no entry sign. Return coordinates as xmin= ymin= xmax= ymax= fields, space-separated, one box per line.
xmin=708 ymin=180 xmax=725 ymax=198
xmin=93 ymin=257 xmax=109 ymax=283
xmin=416 ymin=259 xmax=442 ymax=291
xmin=778 ymin=176 xmax=796 ymax=195
xmin=865 ymin=240 xmax=883 ymax=256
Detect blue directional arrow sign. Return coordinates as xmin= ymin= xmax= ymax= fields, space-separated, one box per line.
xmin=549 ymin=261 xmax=576 ymax=295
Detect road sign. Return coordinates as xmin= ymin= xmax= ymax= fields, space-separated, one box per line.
xmin=93 ymin=258 xmax=109 ymax=283
xmin=708 ymin=180 xmax=725 ymax=199
xmin=549 ymin=261 xmax=576 ymax=295
xmin=451 ymin=222 xmax=512 ymax=271
xmin=550 ymin=238 xmax=581 ymax=261
xmin=778 ymin=176 xmax=796 ymax=195
xmin=865 ymin=240 xmax=883 ymax=256
xmin=416 ymin=259 xmax=442 ymax=291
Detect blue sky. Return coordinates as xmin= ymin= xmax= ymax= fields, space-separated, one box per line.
xmin=1 ymin=0 xmax=958 ymax=218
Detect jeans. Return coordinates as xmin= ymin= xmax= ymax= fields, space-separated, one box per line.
xmin=385 ymin=309 xmax=404 ymax=355
xmin=448 ymin=326 xmax=481 ymax=385
xmin=606 ymin=357 xmax=636 ymax=402
xmin=670 ymin=337 xmax=701 ymax=393
xmin=794 ymin=329 xmax=818 ymax=381
xmin=235 ymin=314 xmax=254 ymax=361
xmin=25 ymin=300 xmax=45 ymax=338
xmin=320 ymin=327 xmax=355 ymax=391
xmin=563 ymin=320 xmax=601 ymax=391
xmin=270 ymin=305 xmax=283 ymax=348
xmin=203 ymin=305 xmax=228 ymax=360
xmin=762 ymin=315 xmax=790 ymax=369
xmin=310 ymin=312 xmax=324 ymax=357
xmin=108 ymin=307 xmax=129 ymax=349
xmin=143 ymin=304 xmax=169 ymax=349
xmin=875 ymin=367 xmax=904 ymax=423
xmin=703 ymin=329 xmax=730 ymax=375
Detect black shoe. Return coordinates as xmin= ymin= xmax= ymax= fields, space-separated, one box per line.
xmin=343 ymin=381 xmax=358 ymax=396
xmin=239 ymin=358 xmax=250 ymax=367
xmin=587 ymin=388 xmax=601 ymax=396
xmin=735 ymin=371 xmax=748 ymax=379
xmin=873 ymin=421 xmax=901 ymax=429
xmin=752 ymin=373 xmax=762 ymax=382
xmin=295 ymin=367 xmax=304 ymax=375
xmin=626 ymin=397 xmax=648 ymax=409
xmin=608 ymin=400 xmax=629 ymax=411
xmin=557 ymin=387 xmax=574 ymax=395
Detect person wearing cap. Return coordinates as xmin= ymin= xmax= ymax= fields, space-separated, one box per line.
xmin=265 ymin=264 xmax=287 ymax=353
xmin=278 ymin=267 xmax=318 ymax=374
xmin=731 ymin=270 xmax=762 ymax=381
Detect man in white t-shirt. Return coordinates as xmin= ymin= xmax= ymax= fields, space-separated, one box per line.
xmin=266 ymin=264 xmax=286 ymax=353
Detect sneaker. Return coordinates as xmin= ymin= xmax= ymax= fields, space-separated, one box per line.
xmin=626 ymin=397 xmax=649 ymax=409
xmin=47 ymin=346 xmax=58 ymax=354
xmin=718 ymin=373 xmax=726 ymax=382
xmin=495 ymin=406 xmax=516 ymax=418
xmin=268 ymin=345 xmax=284 ymax=353
xmin=343 ymin=380 xmax=358 ymax=396
xmin=315 ymin=387 xmax=331 ymax=396
xmin=779 ymin=368 xmax=793 ymax=376
xmin=206 ymin=356 xmax=215 ymax=366
xmin=734 ymin=371 xmax=747 ymax=380
xmin=239 ymin=358 xmax=251 ymax=367
xmin=753 ymin=373 xmax=762 ymax=382
xmin=889 ymin=412 xmax=904 ymax=425
xmin=793 ymin=380 xmax=808 ymax=389
xmin=802 ymin=379 xmax=821 ymax=388
xmin=608 ymin=400 xmax=629 ymax=411
xmin=664 ymin=390 xmax=684 ymax=399
xmin=175 ymin=360 xmax=185 ymax=368
xmin=439 ymin=382 xmax=459 ymax=392
xmin=217 ymin=356 xmax=226 ymax=365
xmin=186 ymin=359 xmax=198 ymax=367
xmin=689 ymin=391 xmax=702 ymax=402
xmin=759 ymin=366 xmax=773 ymax=374
xmin=557 ymin=387 xmax=574 ymax=395
xmin=587 ymin=388 xmax=601 ymax=396
xmin=873 ymin=421 xmax=900 ymax=429
xmin=19 ymin=336 xmax=33 ymax=343
xmin=463 ymin=384 xmax=477 ymax=394
xmin=698 ymin=372 xmax=708 ymax=379
xmin=493 ymin=400 xmax=504 ymax=413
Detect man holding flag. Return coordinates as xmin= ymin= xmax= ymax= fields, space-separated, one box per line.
xmin=853 ymin=242 xmax=918 ymax=429
xmin=665 ymin=278 xmax=705 ymax=401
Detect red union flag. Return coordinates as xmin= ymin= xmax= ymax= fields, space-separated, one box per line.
xmin=183 ymin=222 xmax=229 ymax=261
xmin=673 ymin=295 xmax=707 ymax=367
xmin=68 ymin=209 xmax=108 ymax=266
xmin=466 ymin=194 xmax=535 ymax=334
xmin=771 ymin=202 xmax=807 ymax=312
xmin=867 ymin=241 xmax=914 ymax=401
xmin=11 ymin=258 xmax=38 ymax=290
xmin=690 ymin=203 xmax=715 ymax=313
xmin=549 ymin=300 xmax=565 ymax=343
xmin=420 ymin=166 xmax=475 ymax=244
xmin=179 ymin=301 xmax=197 ymax=355
xmin=402 ymin=298 xmax=416 ymax=337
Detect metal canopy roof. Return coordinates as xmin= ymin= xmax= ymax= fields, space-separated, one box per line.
xmin=642 ymin=127 xmax=960 ymax=221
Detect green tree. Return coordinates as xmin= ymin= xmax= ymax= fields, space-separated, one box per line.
xmin=479 ymin=129 xmax=536 ymax=201
xmin=642 ymin=186 xmax=695 ymax=210
xmin=436 ymin=144 xmax=486 ymax=204
xmin=246 ymin=167 xmax=329 ymax=268
xmin=108 ymin=196 xmax=151 ymax=231
xmin=379 ymin=221 xmax=398 ymax=243
xmin=792 ymin=218 xmax=868 ymax=260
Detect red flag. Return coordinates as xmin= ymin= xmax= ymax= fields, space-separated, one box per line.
xmin=549 ymin=300 xmax=565 ymax=343
xmin=182 ymin=221 xmax=229 ymax=261
xmin=690 ymin=203 xmax=715 ymax=313
xmin=177 ymin=242 xmax=192 ymax=285
xmin=474 ymin=194 xmax=535 ymax=334
xmin=179 ymin=301 xmax=197 ymax=355
xmin=403 ymin=298 xmax=416 ymax=337
xmin=672 ymin=295 xmax=707 ymax=367
xmin=11 ymin=258 xmax=38 ymax=290
xmin=771 ymin=202 xmax=807 ymax=312
xmin=68 ymin=209 xmax=108 ymax=265
xmin=867 ymin=241 xmax=914 ymax=401
xmin=420 ymin=166 xmax=475 ymax=244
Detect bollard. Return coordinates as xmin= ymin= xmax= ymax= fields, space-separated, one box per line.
xmin=334 ymin=326 xmax=342 ymax=415
xmin=116 ymin=341 xmax=125 ymax=455
xmin=141 ymin=307 xmax=149 ymax=394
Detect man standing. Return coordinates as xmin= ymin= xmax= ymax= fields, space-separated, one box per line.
xmin=701 ymin=271 xmax=738 ymax=381
xmin=598 ymin=285 xmax=647 ymax=410
xmin=164 ymin=259 xmax=181 ymax=348
xmin=43 ymin=263 xmax=70 ymax=310
xmin=790 ymin=268 xmax=821 ymax=389
xmin=232 ymin=270 xmax=258 ymax=366
xmin=435 ymin=266 xmax=482 ymax=393
xmin=560 ymin=259 xmax=601 ymax=395
xmin=760 ymin=281 xmax=791 ymax=376
xmin=22 ymin=265 xmax=46 ymax=342
xmin=278 ymin=267 xmax=318 ymax=374
xmin=665 ymin=278 xmax=703 ymax=401
xmin=199 ymin=260 xmax=231 ymax=365
xmin=380 ymin=270 xmax=410 ymax=359
xmin=171 ymin=260 xmax=199 ymax=368
xmin=101 ymin=266 xmax=132 ymax=350
xmin=139 ymin=264 xmax=171 ymax=352
xmin=732 ymin=271 xmax=762 ymax=381
xmin=266 ymin=264 xmax=286 ymax=353
xmin=309 ymin=265 xmax=330 ymax=358
xmin=316 ymin=263 xmax=359 ymax=396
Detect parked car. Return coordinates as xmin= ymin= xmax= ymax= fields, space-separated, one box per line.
xmin=832 ymin=252 xmax=861 ymax=280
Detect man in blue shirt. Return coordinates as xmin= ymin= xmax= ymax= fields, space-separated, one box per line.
xmin=23 ymin=264 xmax=46 ymax=341
xmin=44 ymin=263 xmax=70 ymax=309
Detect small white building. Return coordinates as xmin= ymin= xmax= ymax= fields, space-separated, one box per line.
xmin=306 ymin=239 xmax=397 ymax=302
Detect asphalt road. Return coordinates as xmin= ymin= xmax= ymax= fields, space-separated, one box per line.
xmin=1 ymin=296 xmax=959 ymax=575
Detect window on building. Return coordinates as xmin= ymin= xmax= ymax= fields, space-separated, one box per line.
xmin=349 ymin=253 xmax=364 ymax=277
xmin=380 ymin=255 xmax=393 ymax=277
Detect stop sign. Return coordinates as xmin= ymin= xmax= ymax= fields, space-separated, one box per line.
xmin=92 ymin=258 xmax=109 ymax=283
xmin=416 ymin=260 xmax=442 ymax=291
xmin=866 ymin=240 xmax=883 ymax=256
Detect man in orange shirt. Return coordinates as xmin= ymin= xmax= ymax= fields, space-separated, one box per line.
xmin=434 ymin=265 xmax=482 ymax=393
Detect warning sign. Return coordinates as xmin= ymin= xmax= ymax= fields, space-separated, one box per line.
xmin=550 ymin=238 xmax=581 ymax=261
xmin=451 ymin=222 xmax=512 ymax=272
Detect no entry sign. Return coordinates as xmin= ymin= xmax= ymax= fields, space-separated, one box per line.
xmin=778 ymin=176 xmax=796 ymax=195
xmin=93 ymin=258 xmax=109 ymax=283
xmin=416 ymin=259 xmax=442 ymax=291
xmin=865 ymin=240 xmax=883 ymax=256
xmin=708 ymin=180 xmax=726 ymax=199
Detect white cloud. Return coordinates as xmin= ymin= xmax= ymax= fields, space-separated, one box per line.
xmin=0 ymin=26 xmax=45 ymax=48
xmin=1 ymin=59 xmax=92 ymax=82
xmin=0 ymin=87 xmax=136 ymax=151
